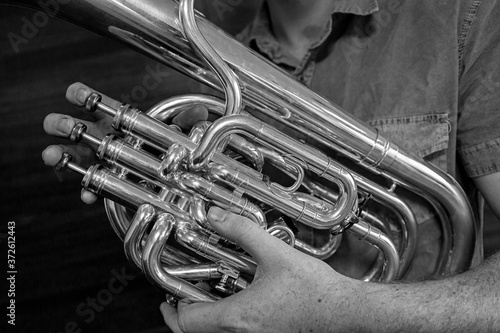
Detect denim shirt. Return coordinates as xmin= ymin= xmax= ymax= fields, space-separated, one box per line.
xmin=236 ymin=0 xmax=500 ymax=276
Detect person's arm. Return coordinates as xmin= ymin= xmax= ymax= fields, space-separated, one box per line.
xmin=473 ymin=173 xmax=500 ymax=219
xmin=160 ymin=207 xmax=500 ymax=333
xmin=361 ymin=170 xmax=500 ymax=331
xmin=361 ymin=252 xmax=500 ymax=332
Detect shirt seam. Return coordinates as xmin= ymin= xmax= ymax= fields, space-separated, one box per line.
xmin=458 ymin=137 xmax=500 ymax=156
xmin=457 ymin=0 xmax=483 ymax=72
xmin=458 ymin=137 xmax=500 ymax=177
xmin=368 ymin=113 xmax=449 ymax=126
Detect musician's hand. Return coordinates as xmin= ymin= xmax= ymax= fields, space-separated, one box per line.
xmin=160 ymin=207 xmax=362 ymax=333
xmin=42 ymin=82 xmax=208 ymax=204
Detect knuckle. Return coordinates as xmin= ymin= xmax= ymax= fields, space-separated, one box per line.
xmin=232 ymin=217 xmax=254 ymax=239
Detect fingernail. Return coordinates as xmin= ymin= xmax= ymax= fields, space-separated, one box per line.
xmin=57 ymin=117 xmax=70 ymax=135
xmin=76 ymin=88 xmax=88 ymax=104
xmin=208 ymin=207 xmax=227 ymax=224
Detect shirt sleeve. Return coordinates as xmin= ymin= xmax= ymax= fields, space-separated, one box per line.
xmin=457 ymin=0 xmax=500 ymax=178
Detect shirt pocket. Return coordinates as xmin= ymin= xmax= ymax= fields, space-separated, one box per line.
xmin=369 ymin=113 xmax=450 ymax=172
xmin=368 ymin=113 xmax=451 ymax=224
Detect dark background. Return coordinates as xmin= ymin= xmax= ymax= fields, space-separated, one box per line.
xmin=1 ymin=2 xmax=498 ymax=333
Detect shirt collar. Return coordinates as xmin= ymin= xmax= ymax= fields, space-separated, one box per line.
xmin=241 ymin=0 xmax=379 ymax=69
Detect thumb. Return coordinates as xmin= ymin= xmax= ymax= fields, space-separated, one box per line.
xmin=160 ymin=302 xmax=183 ymax=333
xmin=207 ymin=207 xmax=288 ymax=264
xmin=161 ymin=299 xmax=227 ymax=333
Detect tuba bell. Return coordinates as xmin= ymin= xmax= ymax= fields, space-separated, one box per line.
xmin=2 ymin=0 xmax=478 ymax=302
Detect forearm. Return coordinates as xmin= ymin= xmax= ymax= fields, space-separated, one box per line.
xmin=356 ymin=252 xmax=500 ymax=332
xmin=473 ymin=173 xmax=500 ymax=220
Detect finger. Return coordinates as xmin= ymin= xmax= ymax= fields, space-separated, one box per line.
xmin=42 ymin=145 xmax=65 ymax=167
xmin=66 ymin=82 xmax=122 ymax=119
xmin=174 ymin=299 xmax=227 ymax=333
xmin=207 ymin=207 xmax=290 ymax=264
xmin=41 ymin=145 xmax=99 ymax=204
xmin=160 ymin=302 xmax=184 ymax=333
xmin=43 ymin=113 xmax=76 ymax=138
xmin=43 ymin=113 xmax=109 ymax=140
xmin=172 ymin=105 xmax=209 ymax=131
xmin=42 ymin=144 xmax=94 ymax=167
xmin=66 ymin=82 xmax=93 ymax=107
xmin=81 ymin=188 xmax=99 ymax=205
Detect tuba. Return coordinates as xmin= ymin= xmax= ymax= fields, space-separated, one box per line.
xmin=4 ymin=0 xmax=478 ymax=302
